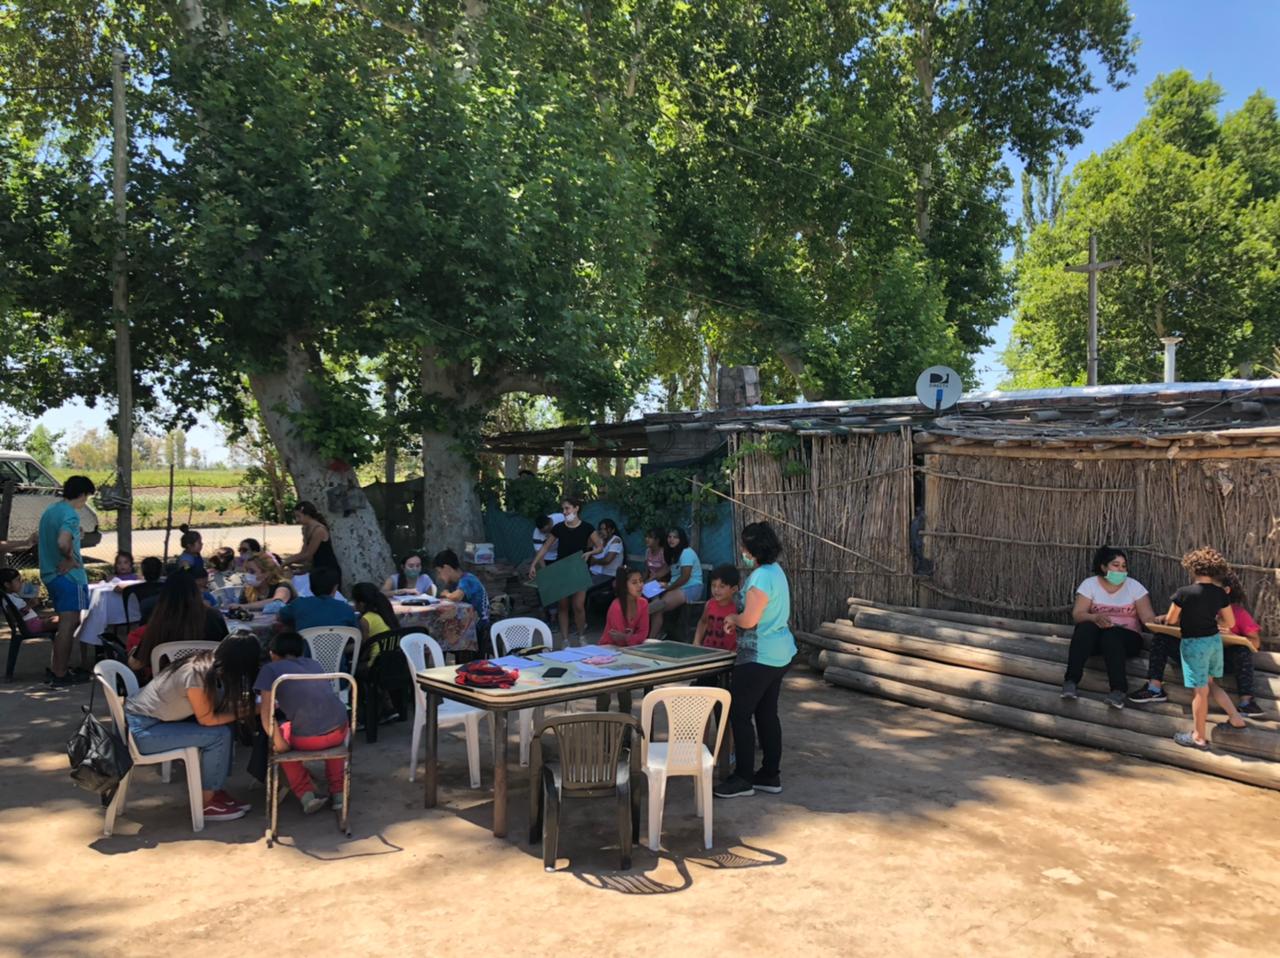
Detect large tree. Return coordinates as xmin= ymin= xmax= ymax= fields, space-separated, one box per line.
xmin=1005 ymin=70 xmax=1280 ymax=386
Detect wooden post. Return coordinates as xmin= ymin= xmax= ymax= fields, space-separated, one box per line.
xmin=503 ymin=454 xmax=519 ymax=481
xmin=112 ymin=48 xmax=133 ymax=552
xmin=1064 ymin=233 xmax=1121 ymax=386
xmin=562 ymin=440 xmax=575 ymax=496
xmin=162 ymin=462 xmax=175 ymax=561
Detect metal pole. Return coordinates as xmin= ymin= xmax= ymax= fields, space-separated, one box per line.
xmin=1086 ymin=234 xmax=1098 ymax=386
xmin=1064 ymin=233 xmax=1121 ymax=387
xmin=112 ymin=48 xmax=133 ymax=552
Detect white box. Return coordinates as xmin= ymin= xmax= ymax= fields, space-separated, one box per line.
xmin=464 ymin=541 xmax=495 ymax=565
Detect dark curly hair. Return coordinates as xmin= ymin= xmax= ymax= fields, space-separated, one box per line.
xmin=1222 ymin=570 xmax=1249 ymax=609
xmin=1181 ymin=546 xmax=1231 ymax=579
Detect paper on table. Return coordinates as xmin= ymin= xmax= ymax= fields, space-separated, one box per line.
xmin=541 ymin=648 xmax=596 ymax=663
xmin=573 ymin=662 xmax=639 ymax=680
xmin=641 ymin=580 xmax=663 ymax=599
xmin=487 ymin=655 xmax=533 ymax=669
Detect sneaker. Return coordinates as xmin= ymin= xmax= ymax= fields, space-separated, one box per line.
xmin=713 ymin=776 xmax=755 ymax=799
xmin=214 ymin=790 xmax=251 ymax=812
xmin=1238 ymin=700 xmax=1265 ymax=719
xmin=300 ymin=791 xmax=327 ymax=815
xmin=1060 ymin=681 xmax=1079 ymax=700
xmin=752 ymin=772 xmax=782 ymax=794
xmin=46 ymin=671 xmax=77 ymax=688
xmin=331 ymin=792 xmax=344 ymax=812
xmin=1127 ymin=686 xmax=1168 ymax=705
xmin=1106 ymin=690 xmax=1126 ymax=710
xmin=203 ymin=798 xmax=248 ymax=822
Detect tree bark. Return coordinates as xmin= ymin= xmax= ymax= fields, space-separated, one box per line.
xmin=248 ymin=335 xmax=394 ymax=584
xmin=419 ymin=429 xmax=484 ymax=553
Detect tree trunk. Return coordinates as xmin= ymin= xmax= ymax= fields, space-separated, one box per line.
xmin=777 ymin=347 xmax=823 ymax=401
xmin=248 ymin=335 xmax=394 ymax=584
xmin=420 ymin=429 xmax=484 ymax=553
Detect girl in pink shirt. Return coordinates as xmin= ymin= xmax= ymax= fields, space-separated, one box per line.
xmin=1223 ymin=572 xmax=1266 ymax=718
xmin=602 ymin=568 xmax=648 ymax=647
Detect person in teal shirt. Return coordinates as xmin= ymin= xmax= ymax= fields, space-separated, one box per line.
xmin=38 ymin=475 xmax=95 ymax=686
xmin=715 ymin=521 xmax=796 ymax=799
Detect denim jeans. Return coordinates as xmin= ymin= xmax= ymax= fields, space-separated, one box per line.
xmin=126 ymin=714 xmax=234 ymax=791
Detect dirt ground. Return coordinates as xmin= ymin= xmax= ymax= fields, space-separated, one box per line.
xmin=2 ymin=636 xmax=1278 ymax=958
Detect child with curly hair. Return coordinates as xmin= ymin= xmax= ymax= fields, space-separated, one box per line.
xmin=1155 ymin=547 xmax=1248 ymax=749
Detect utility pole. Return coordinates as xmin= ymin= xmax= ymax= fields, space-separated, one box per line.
xmin=112 ymin=48 xmax=133 ymax=552
xmin=1064 ymin=233 xmax=1121 ymax=385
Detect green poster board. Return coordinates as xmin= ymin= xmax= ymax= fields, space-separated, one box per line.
xmin=535 ymin=552 xmax=594 ymax=605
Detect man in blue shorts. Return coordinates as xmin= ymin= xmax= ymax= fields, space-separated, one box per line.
xmin=39 ymin=475 xmax=95 ymax=687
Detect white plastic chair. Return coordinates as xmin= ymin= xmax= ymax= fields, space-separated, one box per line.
xmin=491 ymin=618 xmax=553 ymax=766
xmin=93 ymin=661 xmax=205 ymax=835
xmin=400 ymin=632 xmax=487 ymax=788
xmin=149 ymin=640 xmax=220 ymax=677
xmin=299 ymin=625 xmax=362 ymax=702
xmin=640 ymin=686 xmax=731 ymax=851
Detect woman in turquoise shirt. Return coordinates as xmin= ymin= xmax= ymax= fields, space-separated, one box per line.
xmin=714 ymin=521 xmax=796 ymax=799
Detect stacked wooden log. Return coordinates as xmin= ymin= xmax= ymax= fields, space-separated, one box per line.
xmin=799 ymin=598 xmax=1280 ymax=791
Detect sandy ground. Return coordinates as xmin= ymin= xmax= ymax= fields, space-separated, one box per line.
xmin=2 ymin=637 xmax=1278 ymax=958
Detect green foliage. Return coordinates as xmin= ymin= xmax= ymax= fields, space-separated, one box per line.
xmin=21 ymin=424 xmax=62 ymax=466
xmin=236 ymin=464 xmax=291 ymax=524
xmin=1007 ymin=71 xmax=1280 ymax=386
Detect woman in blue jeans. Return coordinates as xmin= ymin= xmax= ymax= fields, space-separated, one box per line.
xmin=124 ymin=635 xmax=261 ymax=822
xmin=714 ymin=521 xmax=797 ymax=799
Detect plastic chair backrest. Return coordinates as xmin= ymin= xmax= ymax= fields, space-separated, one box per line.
xmin=640 ymin=687 xmax=730 ymax=772
xmin=264 ymin=671 xmax=356 ymax=743
xmin=121 ymin=581 xmax=163 ymax=628
xmin=399 ymin=632 xmax=444 ymax=712
xmin=299 ymin=626 xmax=362 ymax=674
xmin=490 ymin=617 xmax=552 ymax=656
xmin=150 ymin=640 xmax=220 ymax=677
xmin=93 ymin=661 xmax=138 ymax=751
xmin=536 ymin=713 xmax=640 ymax=792
xmin=0 ymin=592 xmax=31 ymax=638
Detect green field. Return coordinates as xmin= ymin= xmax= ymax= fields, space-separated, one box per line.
xmin=49 ymin=467 xmax=245 ymax=487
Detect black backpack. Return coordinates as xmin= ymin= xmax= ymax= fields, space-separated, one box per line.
xmin=67 ymin=685 xmax=133 ymax=806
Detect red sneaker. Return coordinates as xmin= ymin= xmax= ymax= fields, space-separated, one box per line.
xmin=214 ymin=790 xmax=251 ymax=812
xmin=203 ymin=798 xmax=247 ymax=822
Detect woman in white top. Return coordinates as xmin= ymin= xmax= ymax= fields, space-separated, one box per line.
xmin=1061 ymin=545 xmax=1157 ymax=707
xmin=382 ymin=552 xmax=436 ymax=597
xmin=587 ymin=518 xmax=625 ymax=584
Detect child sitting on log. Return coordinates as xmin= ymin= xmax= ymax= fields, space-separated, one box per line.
xmin=1222 ymin=571 xmax=1266 ymax=719
xmin=1153 ymin=548 xmax=1248 ymax=749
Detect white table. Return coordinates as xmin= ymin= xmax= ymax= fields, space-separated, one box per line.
xmin=75 ymin=581 xmax=137 ymax=646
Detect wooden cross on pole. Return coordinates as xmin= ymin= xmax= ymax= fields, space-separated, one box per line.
xmin=1064 ymin=233 xmax=1121 ymax=386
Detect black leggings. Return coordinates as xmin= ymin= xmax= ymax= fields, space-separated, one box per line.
xmin=729 ymin=663 xmax=788 ymax=780
xmin=1064 ymin=621 xmax=1142 ymax=691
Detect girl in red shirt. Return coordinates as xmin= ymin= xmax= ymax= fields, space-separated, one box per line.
xmin=602 ymin=568 xmax=648 ymax=647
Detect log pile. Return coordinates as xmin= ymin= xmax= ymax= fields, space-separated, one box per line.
xmin=801 ymin=599 xmax=1280 ymax=791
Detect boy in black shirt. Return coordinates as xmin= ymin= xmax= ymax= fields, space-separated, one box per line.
xmin=1156 ymin=547 xmax=1248 ymax=749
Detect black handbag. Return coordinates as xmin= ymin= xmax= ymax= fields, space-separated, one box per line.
xmin=67 ymin=685 xmax=133 ymax=806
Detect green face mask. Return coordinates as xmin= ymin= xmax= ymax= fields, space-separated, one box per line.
xmin=1105 ymin=570 xmax=1128 ymax=586
xmin=740 ymin=552 xmax=757 ymax=570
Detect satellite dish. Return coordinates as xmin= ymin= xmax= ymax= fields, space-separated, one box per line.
xmin=915 ymin=365 xmax=963 ymax=413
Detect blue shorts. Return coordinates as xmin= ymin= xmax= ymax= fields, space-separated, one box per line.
xmin=47 ymin=575 xmax=89 ymax=614
xmin=682 ymin=583 xmax=705 ymax=603
xmin=1180 ymin=634 xmax=1224 ymax=689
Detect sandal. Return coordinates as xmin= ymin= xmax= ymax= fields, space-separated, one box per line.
xmin=1173 ymin=732 xmax=1210 ymax=751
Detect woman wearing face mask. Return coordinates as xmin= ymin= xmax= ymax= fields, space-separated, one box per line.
xmin=1061 ymin=546 xmax=1156 ymax=708
xmin=229 ymin=553 xmax=295 ymax=613
xmin=382 ymin=552 xmax=435 ymax=596
xmin=714 ymin=521 xmax=795 ymax=799
xmin=529 ymin=497 xmax=598 ymax=647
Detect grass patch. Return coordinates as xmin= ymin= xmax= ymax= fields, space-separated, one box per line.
xmin=49 ymin=467 xmax=245 ymax=488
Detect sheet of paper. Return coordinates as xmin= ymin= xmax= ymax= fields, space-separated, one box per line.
xmin=642 ymin=580 xmax=664 ymax=599
xmin=487 ymin=655 xmax=532 ymax=669
xmin=572 ymin=663 xmax=638 ymax=680
xmin=540 ymin=647 xmax=596 ymax=663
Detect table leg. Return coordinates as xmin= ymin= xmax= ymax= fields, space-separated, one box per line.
xmin=492 ymin=710 xmax=509 ymax=838
xmin=423 ymin=691 xmax=439 ymax=809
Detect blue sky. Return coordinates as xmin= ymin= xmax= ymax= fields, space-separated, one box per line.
xmin=973 ymin=0 xmax=1280 ymax=388
xmin=21 ymin=0 xmax=1280 ymax=459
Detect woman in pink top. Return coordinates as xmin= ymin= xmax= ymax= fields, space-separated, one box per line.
xmin=1062 ymin=546 xmax=1156 ymax=708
